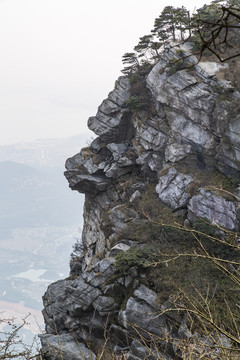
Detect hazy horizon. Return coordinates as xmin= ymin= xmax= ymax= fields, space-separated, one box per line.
xmin=0 ymin=0 xmax=209 ymax=146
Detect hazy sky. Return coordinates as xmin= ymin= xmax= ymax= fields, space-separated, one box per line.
xmin=0 ymin=0 xmax=209 ymax=145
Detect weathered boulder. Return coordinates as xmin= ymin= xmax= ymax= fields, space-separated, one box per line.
xmin=129 ymin=190 xmax=141 ymax=203
xmin=65 ymin=173 xmax=111 ymax=194
xmin=40 ymin=334 xmax=96 ymax=360
xmin=106 ymin=143 xmax=128 ymax=160
xmin=188 ymin=188 xmax=237 ymax=230
xmin=156 ymin=167 xmax=193 ymax=210
xmin=109 ymin=205 xmax=139 ymax=233
xmin=165 ymin=141 xmax=192 ymax=163
xmin=109 ymin=242 xmax=131 ymax=257
xmin=104 ymin=161 xmax=133 ymax=178
xmin=133 ymin=284 xmax=159 ymax=309
xmin=118 ymin=296 xmax=168 ymax=338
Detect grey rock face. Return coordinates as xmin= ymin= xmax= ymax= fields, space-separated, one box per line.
xmin=129 ymin=190 xmax=141 ymax=203
xmin=156 ymin=168 xmax=193 ymax=210
xmin=65 ymin=173 xmax=111 ymax=194
xmin=40 ymin=334 xmax=96 ymax=360
xmin=137 ymin=122 xmax=167 ymax=151
xmin=134 ymin=284 xmax=159 ymax=310
xmin=88 ymin=77 xmax=132 ymax=142
xmin=146 ymin=47 xmax=240 ymax=173
xmin=167 ymin=111 xmax=214 ymax=149
xmin=104 ymin=161 xmax=133 ymax=178
xmin=42 ymin=46 xmax=240 ymax=359
xmin=136 ymin=150 xmax=164 ymax=173
xmin=90 ymin=137 xmax=102 ymax=153
xmin=188 ymin=189 xmax=237 ymax=230
xmin=81 ymin=196 xmax=106 ymax=267
xmin=64 ymin=146 xmax=111 ymax=194
xmin=102 ymin=143 xmax=137 ymax=178
xmin=165 ymin=141 xmax=192 ymax=163
xmin=109 ymin=205 xmax=139 ymax=233
xmin=92 ymin=295 xmax=118 ymax=316
xmin=128 ymin=339 xmax=170 ymax=360
xmin=106 ymin=143 xmax=128 ymax=160
xmin=216 ymin=105 xmax=240 ymax=173
xmin=42 ymin=258 xmax=120 ymax=339
xmin=109 ymin=242 xmax=131 ymax=257
xmin=65 ymin=151 xmax=100 ymax=175
xmin=146 ymin=52 xmax=170 ymax=101
xmin=118 ymin=296 xmax=167 ymax=338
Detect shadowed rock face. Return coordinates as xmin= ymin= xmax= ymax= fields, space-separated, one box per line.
xmin=87 ymin=77 xmax=133 ymax=142
xmin=41 ymin=46 xmax=240 ymax=359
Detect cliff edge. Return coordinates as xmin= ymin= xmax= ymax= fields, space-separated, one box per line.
xmin=40 ymin=45 xmax=240 ymax=359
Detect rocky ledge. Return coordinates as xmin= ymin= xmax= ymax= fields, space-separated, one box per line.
xmin=40 ymin=45 xmax=240 ymax=359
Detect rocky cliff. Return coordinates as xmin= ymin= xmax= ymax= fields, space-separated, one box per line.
xmin=40 ymin=44 xmax=240 ymax=359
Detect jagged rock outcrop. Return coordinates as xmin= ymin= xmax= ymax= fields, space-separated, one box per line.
xmin=41 ymin=45 xmax=240 ymax=359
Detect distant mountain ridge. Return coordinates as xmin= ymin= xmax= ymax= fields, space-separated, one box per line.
xmin=0 ymin=160 xmax=84 ymax=236
xmin=0 ymin=135 xmax=87 ymax=314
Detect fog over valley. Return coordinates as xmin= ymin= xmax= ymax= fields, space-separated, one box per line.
xmin=0 ymin=135 xmax=87 ymax=337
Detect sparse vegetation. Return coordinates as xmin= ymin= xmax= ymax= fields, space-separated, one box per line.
xmin=124 ymin=96 xmax=148 ymax=111
xmin=109 ymin=174 xmax=240 ymax=358
xmin=31 ymin=2 xmax=240 ymax=359
xmin=121 ymin=0 xmax=240 ymax=77
xmin=112 ymin=211 xmax=240 ymax=358
xmin=114 ymin=245 xmax=155 ymax=275
xmin=0 ymin=315 xmax=40 ymax=360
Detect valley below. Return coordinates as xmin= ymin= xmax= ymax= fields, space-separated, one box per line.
xmin=0 ymin=135 xmax=87 ymax=344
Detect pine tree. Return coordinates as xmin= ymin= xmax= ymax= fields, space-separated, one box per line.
xmin=174 ymin=6 xmax=190 ymax=40
xmin=134 ymin=35 xmax=153 ymax=60
xmin=134 ymin=34 xmax=163 ymax=62
xmin=152 ymin=6 xmax=190 ymax=43
xmin=152 ymin=6 xmax=177 ymax=41
xmin=121 ymin=52 xmax=140 ymax=75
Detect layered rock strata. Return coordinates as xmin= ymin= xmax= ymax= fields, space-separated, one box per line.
xmin=41 ymin=45 xmax=240 ymax=359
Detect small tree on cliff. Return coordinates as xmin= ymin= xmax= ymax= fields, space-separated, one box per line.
xmin=152 ymin=6 xmax=190 ymax=42
xmin=121 ymin=5 xmax=193 ymax=75
xmin=175 ymin=6 xmax=191 ymax=40
xmin=134 ymin=34 xmax=163 ymax=62
xmin=121 ymin=52 xmax=140 ymax=75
